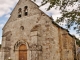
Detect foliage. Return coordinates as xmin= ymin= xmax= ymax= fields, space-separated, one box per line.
xmin=76 ymin=39 xmax=80 ymax=46
xmin=39 ymin=0 xmax=78 ymax=10
xmin=34 ymin=0 xmax=80 ymax=34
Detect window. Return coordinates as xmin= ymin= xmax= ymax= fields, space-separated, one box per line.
xmin=24 ymin=6 xmax=28 ymax=16
xmin=20 ymin=26 xmax=24 ymax=30
xmin=18 ymin=8 xmax=22 ymax=18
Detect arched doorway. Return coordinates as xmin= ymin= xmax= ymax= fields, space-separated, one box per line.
xmin=19 ymin=44 xmax=27 ymax=60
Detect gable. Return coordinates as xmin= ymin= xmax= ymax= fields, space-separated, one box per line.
xmin=2 ymin=0 xmax=71 ymax=37
xmin=3 ymin=0 xmax=42 ymax=30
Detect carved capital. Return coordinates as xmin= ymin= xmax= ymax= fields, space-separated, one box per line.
xmin=29 ymin=44 xmax=42 ymax=51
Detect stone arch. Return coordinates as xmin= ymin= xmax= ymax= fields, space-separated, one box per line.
xmin=24 ymin=6 xmax=28 ymax=16
xmin=13 ymin=40 xmax=30 ymax=60
xmin=18 ymin=8 xmax=22 ymax=18
xmin=2 ymin=31 xmax=12 ymax=37
xmin=31 ymin=24 xmax=40 ymax=32
xmin=14 ymin=40 xmax=29 ymax=52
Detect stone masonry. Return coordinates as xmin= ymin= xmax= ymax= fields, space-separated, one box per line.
xmin=1 ymin=0 xmax=76 ymax=60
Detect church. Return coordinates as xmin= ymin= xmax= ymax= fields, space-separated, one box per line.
xmin=0 ymin=0 xmax=77 ymax=60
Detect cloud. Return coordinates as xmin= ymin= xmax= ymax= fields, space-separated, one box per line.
xmin=66 ymin=2 xmax=79 ymax=12
xmin=5 ymin=14 xmax=10 ymax=18
xmin=0 ymin=0 xmax=41 ymax=17
xmin=0 ymin=37 xmax=2 ymax=44
xmin=32 ymin=0 xmax=42 ymax=5
xmin=0 ymin=0 xmax=19 ymax=17
xmin=39 ymin=3 xmax=62 ymax=21
xmin=0 ymin=0 xmax=61 ymax=19
xmin=0 ymin=24 xmax=4 ymax=28
xmin=32 ymin=0 xmax=62 ymax=18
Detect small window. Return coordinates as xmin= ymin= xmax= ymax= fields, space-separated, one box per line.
xmin=20 ymin=26 xmax=24 ymax=30
xmin=18 ymin=8 xmax=22 ymax=18
xmin=24 ymin=6 xmax=28 ymax=16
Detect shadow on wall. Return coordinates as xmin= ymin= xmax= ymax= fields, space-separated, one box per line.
xmin=0 ymin=44 xmax=1 ymax=52
xmin=0 ymin=44 xmax=1 ymax=59
xmin=0 ymin=44 xmax=1 ymax=48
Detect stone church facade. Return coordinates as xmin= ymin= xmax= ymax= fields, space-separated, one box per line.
xmin=1 ymin=0 xmax=76 ymax=60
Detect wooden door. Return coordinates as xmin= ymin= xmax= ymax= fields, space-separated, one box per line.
xmin=19 ymin=44 xmax=27 ymax=60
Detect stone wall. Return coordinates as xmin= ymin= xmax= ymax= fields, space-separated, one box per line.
xmin=76 ymin=47 xmax=80 ymax=60
xmin=59 ymin=29 xmax=76 ymax=60
xmin=0 ymin=47 xmax=1 ymax=60
xmin=1 ymin=0 xmax=76 ymax=60
xmin=77 ymin=53 xmax=80 ymax=60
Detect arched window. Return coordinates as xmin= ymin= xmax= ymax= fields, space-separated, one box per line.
xmin=18 ymin=8 xmax=22 ymax=18
xmin=24 ymin=6 xmax=28 ymax=16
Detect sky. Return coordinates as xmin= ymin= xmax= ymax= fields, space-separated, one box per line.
xmin=0 ymin=0 xmax=80 ymax=44
xmin=0 ymin=0 xmax=19 ymax=44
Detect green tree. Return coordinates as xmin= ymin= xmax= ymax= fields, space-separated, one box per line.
xmin=34 ymin=0 xmax=80 ymax=34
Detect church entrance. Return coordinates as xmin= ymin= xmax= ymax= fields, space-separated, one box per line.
xmin=19 ymin=44 xmax=27 ymax=60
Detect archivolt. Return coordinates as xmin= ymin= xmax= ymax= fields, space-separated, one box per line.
xmin=14 ymin=40 xmax=28 ymax=51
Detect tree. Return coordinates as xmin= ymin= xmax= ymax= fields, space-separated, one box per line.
xmin=34 ymin=0 xmax=80 ymax=35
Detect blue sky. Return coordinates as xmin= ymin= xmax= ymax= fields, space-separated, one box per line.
xmin=0 ymin=0 xmax=80 ymax=44
xmin=0 ymin=16 xmax=8 ymax=44
xmin=0 ymin=0 xmax=19 ymax=44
